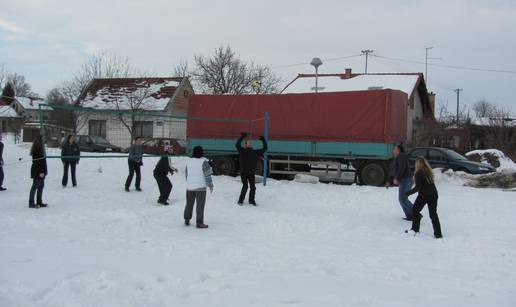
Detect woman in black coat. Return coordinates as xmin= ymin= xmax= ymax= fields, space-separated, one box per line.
xmin=61 ymin=134 xmax=80 ymax=187
xmin=29 ymin=136 xmax=48 ymax=208
xmin=405 ymin=157 xmax=442 ymax=238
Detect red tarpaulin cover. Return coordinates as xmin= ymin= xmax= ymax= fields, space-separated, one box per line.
xmin=187 ymin=89 xmax=407 ymax=143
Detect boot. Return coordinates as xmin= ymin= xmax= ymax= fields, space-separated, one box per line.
xmin=196 ymin=223 xmax=209 ymax=229
xmin=185 ymin=220 xmax=190 ymax=226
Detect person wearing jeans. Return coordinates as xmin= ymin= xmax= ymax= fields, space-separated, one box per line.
xmin=125 ymin=137 xmax=143 ymax=192
xmin=29 ymin=136 xmax=48 ymax=208
xmin=184 ymin=146 xmax=213 ymax=229
xmin=387 ymin=145 xmax=414 ymax=220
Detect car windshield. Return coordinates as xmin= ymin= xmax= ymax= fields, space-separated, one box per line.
xmin=90 ymin=136 xmax=110 ymax=145
xmin=444 ymin=149 xmax=467 ymax=160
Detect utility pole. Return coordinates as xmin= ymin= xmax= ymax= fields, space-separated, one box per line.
xmin=361 ymin=49 xmax=374 ymax=74
xmin=454 ymin=88 xmax=463 ymax=127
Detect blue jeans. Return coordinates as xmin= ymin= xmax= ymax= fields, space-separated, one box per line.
xmin=398 ymin=178 xmax=414 ymax=219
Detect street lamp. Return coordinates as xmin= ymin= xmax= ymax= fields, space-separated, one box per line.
xmin=310 ymin=57 xmax=323 ymax=93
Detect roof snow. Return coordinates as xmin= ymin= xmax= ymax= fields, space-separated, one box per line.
xmin=16 ymin=97 xmax=52 ymax=110
xmin=282 ymin=74 xmax=421 ymax=96
xmin=80 ymin=78 xmax=183 ymax=111
xmin=0 ymin=105 xmax=20 ymax=118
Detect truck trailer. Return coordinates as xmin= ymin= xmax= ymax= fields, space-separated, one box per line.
xmin=187 ymin=89 xmax=408 ymax=186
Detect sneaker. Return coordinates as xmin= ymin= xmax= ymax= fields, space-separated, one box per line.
xmin=237 ymin=202 xmax=243 ymax=206
xmin=0 ymin=187 xmax=7 ymax=191
xmin=38 ymin=203 xmax=48 ymax=208
xmin=28 ymin=204 xmax=39 ymax=209
xmin=250 ymin=201 xmax=257 ymax=206
xmin=196 ymin=223 xmax=209 ymax=229
xmin=73 ymin=184 xmax=77 ymax=187
xmin=125 ymin=187 xmax=130 ymax=192
xmin=435 ymin=234 xmax=443 ymax=239
xmin=136 ymin=188 xmax=142 ymax=192
xmin=185 ymin=220 xmax=190 ymax=226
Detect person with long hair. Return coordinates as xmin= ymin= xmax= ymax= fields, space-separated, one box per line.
xmin=29 ymin=136 xmax=48 ymax=208
xmin=61 ymin=134 xmax=80 ymax=187
xmin=405 ymin=157 xmax=442 ymax=238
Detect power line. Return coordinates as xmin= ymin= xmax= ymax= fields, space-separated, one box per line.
xmin=361 ymin=50 xmax=374 ymax=74
xmin=372 ymin=54 xmax=516 ymax=75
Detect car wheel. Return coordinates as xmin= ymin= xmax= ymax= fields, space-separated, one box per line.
xmin=212 ymin=157 xmax=237 ymax=176
xmin=359 ymin=162 xmax=387 ymax=186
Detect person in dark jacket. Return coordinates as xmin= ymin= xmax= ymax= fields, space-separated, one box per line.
xmin=153 ymin=146 xmax=177 ymax=205
xmin=0 ymin=134 xmax=5 ymax=191
xmin=235 ymin=133 xmax=267 ymax=206
xmin=61 ymin=134 xmax=80 ymax=187
xmin=29 ymin=136 xmax=48 ymax=208
xmin=386 ymin=145 xmax=414 ymax=220
xmin=405 ymin=157 xmax=442 ymax=238
xmin=125 ymin=137 xmax=144 ymax=192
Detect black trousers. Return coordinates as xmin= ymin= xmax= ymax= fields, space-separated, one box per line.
xmin=154 ymin=173 xmax=172 ymax=202
xmin=239 ymin=173 xmax=256 ymax=203
xmin=29 ymin=177 xmax=45 ymax=205
xmin=0 ymin=165 xmax=4 ymax=187
xmin=184 ymin=190 xmax=207 ymax=224
xmin=125 ymin=160 xmax=141 ymax=189
xmin=411 ymin=194 xmax=442 ymax=237
xmin=62 ymin=161 xmax=77 ymax=186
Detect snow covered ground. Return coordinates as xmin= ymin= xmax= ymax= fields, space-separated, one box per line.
xmin=1 ymin=138 xmax=515 ymax=307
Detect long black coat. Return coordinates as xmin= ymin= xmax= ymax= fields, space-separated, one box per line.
xmin=235 ymin=136 xmax=268 ymax=174
xmin=61 ymin=142 xmax=80 ymax=162
xmin=31 ymin=147 xmax=47 ymax=179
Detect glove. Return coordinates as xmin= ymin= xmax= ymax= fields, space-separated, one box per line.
xmin=259 ymin=136 xmax=265 ymax=141
xmin=241 ymin=132 xmax=248 ymax=138
xmin=139 ymin=161 xmax=143 ymax=166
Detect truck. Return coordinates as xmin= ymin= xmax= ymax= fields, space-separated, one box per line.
xmin=187 ymin=89 xmax=408 ymax=186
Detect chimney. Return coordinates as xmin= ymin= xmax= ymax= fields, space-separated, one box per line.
xmin=428 ymin=92 xmax=436 ymax=115
xmin=344 ymin=68 xmax=352 ymax=79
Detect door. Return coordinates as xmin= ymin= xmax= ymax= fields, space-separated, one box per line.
xmin=427 ymin=149 xmax=449 ymax=169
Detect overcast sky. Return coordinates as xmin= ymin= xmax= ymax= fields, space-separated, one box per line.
xmin=1 ymin=0 xmax=515 ymax=113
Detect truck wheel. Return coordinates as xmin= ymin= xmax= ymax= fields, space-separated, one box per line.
xmin=212 ymin=157 xmax=236 ymax=176
xmin=359 ymin=162 xmax=386 ymax=186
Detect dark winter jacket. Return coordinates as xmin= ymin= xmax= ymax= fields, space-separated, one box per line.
xmin=153 ymin=156 xmax=175 ymax=177
xmin=394 ymin=152 xmax=412 ymax=181
xmin=61 ymin=142 xmax=80 ymax=162
xmin=31 ymin=147 xmax=47 ymax=179
xmin=128 ymin=144 xmax=144 ymax=163
xmin=235 ymin=136 xmax=267 ymax=174
xmin=406 ymin=170 xmax=438 ymax=197
xmin=0 ymin=141 xmax=4 ymax=165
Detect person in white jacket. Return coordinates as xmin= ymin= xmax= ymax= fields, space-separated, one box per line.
xmin=184 ymin=146 xmax=214 ymax=228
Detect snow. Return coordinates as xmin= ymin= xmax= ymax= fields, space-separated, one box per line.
xmin=470 ymin=117 xmax=516 ymax=127
xmin=1 ymin=136 xmax=516 ymax=306
xmin=81 ymin=80 xmax=181 ymax=111
xmin=16 ymin=97 xmax=52 ymax=111
xmin=466 ymin=149 xmax=516 ymax=171
xmin=282 ymin=74 xmax=420 ymax=96
xmin=293 ymin=174 xmax=320 ymax=184
xmin=0 ymin=106 xmax=20 ymax=118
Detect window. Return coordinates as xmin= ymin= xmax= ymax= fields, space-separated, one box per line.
xmin=89 ymin=120 xmax=107 ymax=138
xmin=410 ymin=148 xmax=427 ymax=159
xmin=428 ymin=150 xmax=447 ymax=161
xmin=133 ymin=121 xmax=153 ymax=139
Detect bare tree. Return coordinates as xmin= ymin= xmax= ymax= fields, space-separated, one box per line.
xmin=58 ymin=51 xmax=137 ymax=133
xmin=473 ymin=99 xmax=497 ymax=118
xmin=173 ymin=59 xmax=190 ymax=78
xmin=192 ymin=45 xmax=282 ymax=94
xmin=47 ymin=87 xmax=74 ymax=129
xmin=5 ymin=73 xmax=36 ymax=97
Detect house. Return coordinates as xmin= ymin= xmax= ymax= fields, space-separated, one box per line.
xmin=10 ymin=96 xmax=54 ymax=123
xmin=281 ymin=69 xmax=437 ymax=147
xmin=0 ymin=99 xmax=23 ymax=134
xmin=76 ymin=77 xmax=193 ymax=148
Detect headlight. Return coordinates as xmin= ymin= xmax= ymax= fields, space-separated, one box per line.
xmin=478 ymin=166 xmax=489 ymax=171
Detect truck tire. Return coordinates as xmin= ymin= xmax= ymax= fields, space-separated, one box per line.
xmin=359 ymin=162 xmax=386 ymax=186
xmin=212 ymin=156 xmax=236 ymax=176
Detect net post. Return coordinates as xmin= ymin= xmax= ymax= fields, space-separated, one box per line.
xmin=263 ymin=112 xmax=269 ymax=186
xmin=38 ymin=104 xmax=47 ymax=157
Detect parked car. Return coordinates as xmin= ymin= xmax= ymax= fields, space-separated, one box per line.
xmin=140 ymin=138 xmax=187 ymax=155
xmin=407 ymin=147 xmax=496 ymax=174
xmin=76 ymin=135 xmax=122 ymax=153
